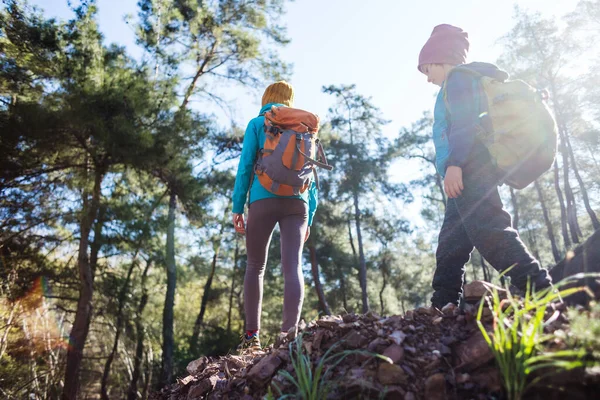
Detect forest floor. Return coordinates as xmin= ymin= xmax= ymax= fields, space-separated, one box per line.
xmin=151 ymin=281 xmax=600 ymax=400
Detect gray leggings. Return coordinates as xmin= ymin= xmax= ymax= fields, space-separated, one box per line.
xmin=244 ymin=198 xmax=308 ymax=332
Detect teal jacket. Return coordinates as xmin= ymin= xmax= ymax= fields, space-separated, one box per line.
xmin=232 ymin=103 xmax=319 ymax=225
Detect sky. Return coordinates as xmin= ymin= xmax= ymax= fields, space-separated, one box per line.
xmin=28 ymin=0 xmax=580 ymax=226
xmin=30 ymin=0 xmax=578 ymax=131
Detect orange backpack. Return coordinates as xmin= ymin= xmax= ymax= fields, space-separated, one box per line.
xmin=254 ymin=106 xmax=333 ymax=196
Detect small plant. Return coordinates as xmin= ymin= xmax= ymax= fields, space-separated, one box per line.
xmin=476 ymin=273 xmax=596 ymax=400
xmin=270 ymin=333 xmax=391 ymax=399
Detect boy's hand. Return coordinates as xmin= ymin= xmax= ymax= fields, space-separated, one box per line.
xmin=233 ymin=213 xmax=246 ymax=235
xmin=444 ymin=166 xmax=464 ymax=198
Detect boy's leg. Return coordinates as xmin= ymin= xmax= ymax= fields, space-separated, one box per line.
xmin=278 ymin=199 xmax=309 ymax=332
xmin=244 ymin=199 xmax=279 ymax=331
xmin=455 ymin=145 xmax=551 ymax=290
xmin=432 ymin=199 xmax=475 ymax=309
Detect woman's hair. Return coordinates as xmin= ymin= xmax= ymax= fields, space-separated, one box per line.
xmin=262 ymin=81 xmax=295 ymax=107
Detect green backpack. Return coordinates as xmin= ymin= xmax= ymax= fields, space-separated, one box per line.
xmin=444 ymin=67 xmax=558 ymax=189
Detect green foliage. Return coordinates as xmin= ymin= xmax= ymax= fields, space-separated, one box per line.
xmin=272 ymin=333 xmax=392 ymax=400
xmin=476 ymin=274 xmax=595 ymax=400
xmin=566 ymin=300 xmax=600 ymax=362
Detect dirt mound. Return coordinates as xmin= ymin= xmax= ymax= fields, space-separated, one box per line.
xmin=151 ymin=282 xmax=599 ymax=400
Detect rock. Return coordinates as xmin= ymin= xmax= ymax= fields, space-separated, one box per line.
xmin=382 ymin=344 xmax=405 ymax=363
xmin=342 ymin=313 xmax=358 ymax=323
xmin=389 ymin=330 xmax=407 ymax=345
xmin=368 ymin=337 xmax=389 ymax=353
xmin=186 ymin=357 xmax=209 ymax=375
xmin=342 ymin=330 xmax=369 ymax=349
xmin=416 ymin=307 xmax=434 ymax=316
xmin=179 ymin=375 xmax=195 ymax=386
xmin=424 ymin=373 xmax=447 ymax=400
xmin=298 ymin=319 xmax=307 ymax=331
xmin=463 ymin=280 xmax=505 ymax=303
xmin=404 ymin=392 xmax=416 ymax=400
xmin=425 ymin=358 xmax=441 ymax=372
xmin=365 ymin=310 xmax=382 ymax=321
xmin=316 ymin=315 xmax=343 ymax=329
xmin=187 ymin=375 xmax=219 ymax=399
xmin=404 ymin=310 xmax=414 ymax=321
xmin=454 ymin=331 xmax=494 ymax=372
xmin=403 ymin=345 xmax=417 ymax=355
xmin=471 ymin=367 xmax=502 ymax=392
xmin=441 ymin=303 xmax=457 ymax=315
xmin=339 ymin=321 xmax=361 ymax=329
xmin=378 ymin=363 xmax=408 ymax=385
xmin=384 ymin=315 xmax=404 ymax=326
xmin=312 ymin=330 xmax=326 ymax=351
xmin=455 ymin=373 xmax=470 ymax=384
xmin=383 ymin=385 xmax=406 ymax=399
xmin=440 ymin=335 xmax=457 ymax=346
xmin=247 ymin=354 xmax=282 ymax=385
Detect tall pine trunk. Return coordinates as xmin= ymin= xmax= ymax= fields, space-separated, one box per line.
xmin=554 ymin=161 xmax=571 ymax=249
xmin=353 ymin=191 xmax=369 ymax=313
xmin=190 ymin=208 xmax=228 ymax=355
xmin=127 ymin=259 xmax=152 ymax=400
xmin=307 ymin=230 xmax=331 ymax=316
xmin=561 ymin=141 xmax=581 ymax=243
xmin=101 ymin=255 xmax=139 ymax=400
xmin=564 ymin=135 xmax=600 ymax=229
xmin=160 ymin=192 xmax=177 ymax=386
xmin=535 ymin=180 xmax=562 ymax=262
xmin=189 ymin=241 xmax=220 ymax=354
xmin=227 ymin=237 xmax=240 ymax=334
xmin=63 ymin=166 xmax=104 ymax=400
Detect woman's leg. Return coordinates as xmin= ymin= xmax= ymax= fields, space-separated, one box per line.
xmin=244 ymin=199 xmax=279 ymax=331
xmin=278 ymin=199 xmax=309 ymax=332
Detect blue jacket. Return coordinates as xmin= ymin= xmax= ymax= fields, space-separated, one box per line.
xmin=432 ymin=62 xmax=509 ymax=177
xmin=232 ymin=103 xmax=319 ymax=225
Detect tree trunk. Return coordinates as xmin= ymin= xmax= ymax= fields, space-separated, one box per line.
xmin=190 ymin=208 xmax=229 ymax=355
xmin=565 ymin=135 xmax=600 ymax=230
xmin=101 ymin=255 xmax=139 ymax=400
xmin=336 ymin=263 xmax=348 ymax=312
xmin=379 ymin=267 xmax=387 ymax=316
xmin=554 ymin=160 xmax=572 ymax=249
xmin=509 ymin=188 xmax=519 ymax=230
xmin=347 ymin=217 xmax=358 ymax=264
xmin=189 ymin=242 xmax=220 ymax=355
xmin=63 ymin=167 xmax=104 ymax=400
xmin=127 ymin=259 xmax=152 ymax=400
xmin=90 ymin=205 xmax=105 ymax=278
xmin=160 ymin=192 xmax=177 ymax=386
xmin=142 ymin=347 xmax=153 ymax=400
xmin=534 ymin=180 xmax=562 ymax=262
xmin=353 ymin=191 xmax=369 ymax=313
xmin=227 ymin=237 xmax=240 ymax=335
xmin=561 ymin=139 xmax=581 ymax=244
xmin=307 ymin=234 xmax=331 ymax=316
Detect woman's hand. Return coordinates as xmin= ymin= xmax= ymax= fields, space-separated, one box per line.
xmin=444 ymin=166 xmax=464 ymax=198
xmin=304 ymin=226 xmax=310 ymax=243
xmin=233 ymin=213 xmax=246 ymax=235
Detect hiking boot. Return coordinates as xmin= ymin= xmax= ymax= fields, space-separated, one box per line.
xmin=237 ymin=332 xmax=261 ymax=353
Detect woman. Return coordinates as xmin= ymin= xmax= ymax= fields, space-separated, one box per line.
xmin=231 ymin=81 xmax=318 ymax=350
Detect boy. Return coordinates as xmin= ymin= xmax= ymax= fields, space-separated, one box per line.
xmin=417 ymin=24 xmax=552 ymax=309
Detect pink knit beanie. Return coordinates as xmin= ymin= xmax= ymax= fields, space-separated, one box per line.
xmin=418 ymin=24 xmax=469 ymax=72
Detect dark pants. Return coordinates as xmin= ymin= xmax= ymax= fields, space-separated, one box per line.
xmin=244 ymin=198 xmax=308 ymax=332
xmin=431 ymin=143 xmax=551 ymax=308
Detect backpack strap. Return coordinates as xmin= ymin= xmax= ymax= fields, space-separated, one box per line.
xmin=296 ymin=140 xmax=334 ymax=170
